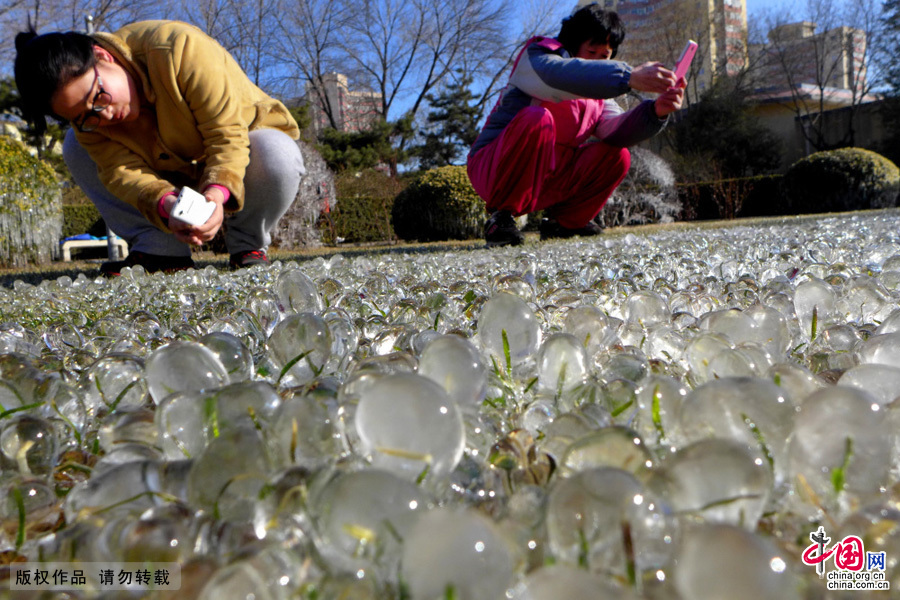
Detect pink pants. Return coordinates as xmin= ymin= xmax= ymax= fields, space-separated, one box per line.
xmin=467 ymin=106 xmax=631 ymax=229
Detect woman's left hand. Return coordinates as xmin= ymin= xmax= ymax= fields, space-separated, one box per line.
xmin=169 ymin=187 xmax=226 ymax=245
xmin=654 ymin=78 xmax=686 ymax=118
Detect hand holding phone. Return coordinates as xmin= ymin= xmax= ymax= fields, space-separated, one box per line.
xmin=674 ymin=40 xmax=698 ymax=81
xmin=171 ymin=186 xmax=216 ymax=226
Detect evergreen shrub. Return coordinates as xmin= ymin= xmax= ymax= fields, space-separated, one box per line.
xmin=320 ymin=169 xmax=405 ymax=244
xmin=0 ymin=136 xmax=62 ymax=267
xmin=391 ymin=166 xmax=484 ymax=241
xmin=783 ymin=148 xmax=899 ymax=214
xmin=61 ymin=204 xmax=104 ymax=238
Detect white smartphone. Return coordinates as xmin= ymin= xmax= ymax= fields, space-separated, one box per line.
xmin=171 ymin=186 xmax=216 ymax=226
xmin=674 ymin=40 xmax=698 ymax=81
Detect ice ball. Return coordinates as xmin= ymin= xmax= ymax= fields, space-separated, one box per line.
xmin=145 ymin=342 xmax=229 ymax=404
xmin=355 ymin=373 xmax=465 ymax=482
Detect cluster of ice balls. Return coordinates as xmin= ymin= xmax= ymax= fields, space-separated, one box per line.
xmin=1 ymin=212 xmax=900 ymax=597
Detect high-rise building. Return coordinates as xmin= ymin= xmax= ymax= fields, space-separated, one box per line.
xmin=749 ymin=22 xmax=867 ymax=98
xmin=305 ymin=73 xmax=383 ymax=135
xmin=575 ymin=0 xmax=748 ymax=96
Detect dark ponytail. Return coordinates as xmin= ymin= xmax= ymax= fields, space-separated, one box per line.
xmin=14 ymin=26 xmax=96 ymax=133
xmin=558 ymin=3 xmax=626 ymax=59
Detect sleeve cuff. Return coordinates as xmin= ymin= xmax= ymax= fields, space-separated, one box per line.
xmin=158 ymin=192 xmax=177 ymax=220
xmin=204 ymin=184 xmax=231 ymax=204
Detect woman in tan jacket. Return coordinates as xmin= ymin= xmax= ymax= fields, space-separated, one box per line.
xmin=14 ymin=20 xmax=305 ymax=273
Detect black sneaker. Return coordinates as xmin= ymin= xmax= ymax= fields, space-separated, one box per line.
xmin=539 ymin=218 xmax=603 ymax=241
xmin=484 ymin=210 xmax=525 ymax=247
xmin=100 ymin=251 xmax=195 ymax=276
xmin=229 ymin=248 xmax=269 ymax=269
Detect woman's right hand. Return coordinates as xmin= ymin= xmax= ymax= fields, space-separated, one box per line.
xmin=629 ymin=62 xmax=678 ymax=94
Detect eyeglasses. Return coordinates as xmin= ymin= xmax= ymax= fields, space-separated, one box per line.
xmin=74 ymin=65 xmax=112 ymax=133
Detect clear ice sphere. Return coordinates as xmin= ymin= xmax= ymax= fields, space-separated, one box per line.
xmin=788 ymin=386 xmax=891 ymax=515
xmin=478 ymin=292 xmax=542 ymax=366
xmin=793 ymin=277 xmax=836 ymax=338
xmin=649 ymin=438 xmax=771 ymax=529
xmin=266 ymin=313 xmax=333 ymax=384
xmin=563 ymin=305 xmax=613 ymax=357
xmin=623 ymin=290 xmax=669 ymax=328
xmin=545 ymin=467 xmax=675 ymax=576
xmin=187 ymin=425 xmax=270 ymax=514
xmin=856 ymin=333 xmax=900 ymax=369
xmin=766 ymin=363 xmax=823 ymax=405
xmin=145 ymin=341 xmax=229 ymax=404
xmin=536 ymin=333 xmax=587 ymax=393
xmin=673 ymin=523 xmax=799 ymax=600
xmin=678 ymin=377 xmax=793 ymax=486
xmin=355 ymin=373 xmax=465 ymax=481
xmin=82 ymin=354 xmax=149 ymax=411
xmin=684 ymin=333 xmax=732 ymax=384
xmin=199 ymin=332 xmax=254 ymax=383
xmin=838 ymin=364 xmax=900 ymax=405
xmin=400 ymin=508 xmax=513 ymax=600
xmin=311 ymin=469 xmax=429 ymax=571
xmin=0 ymin=415 xmax=58 ymax=475
xmin=634 ymin=375 xmax=688 ymax=447
xmin=274 ymin=267 xmax=323 ymax=314
xmin=559 ymin=427 xmax=654 ymax=479
xmin=418 ymin=335 xmax=488 ymax=410
xmin=270 ymin=392 xmax=341 ymax=469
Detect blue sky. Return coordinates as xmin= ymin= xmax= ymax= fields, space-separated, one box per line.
xmin=747 ymin=0 xmax=797 ymax=20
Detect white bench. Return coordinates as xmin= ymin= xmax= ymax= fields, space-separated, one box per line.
xmin=61 ymin=238 xmax=129 ymax=262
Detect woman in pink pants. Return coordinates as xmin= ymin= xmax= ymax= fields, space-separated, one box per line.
xmin=468 ymin=4 xmax=685 ymax=246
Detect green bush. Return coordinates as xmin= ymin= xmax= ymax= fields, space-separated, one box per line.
xmin=678 ymin=175 xmax=786 ymax=220
xmin=783 ymin=148 xmax=899 ymax=214
xmin=317 ymin=169 xmax=406 ymax=244
xmin=391 ymin=166 xmax=484 ymax=241
xmin=0 ymin=136 xmax=62 ymax=267
xmin=324 ymin=195 xmax=396 ymax=243
xmin=61 ymin=204 xmax=105 ymax=238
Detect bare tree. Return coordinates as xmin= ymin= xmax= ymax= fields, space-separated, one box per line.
xmin=463 ymin=0 xmax=568 ymax=116
xmin=750 ymin=0 xmax=887 ymax=150
xmin=170 ymin=0 xmax=280 ymax=88
xmin=271 ymin=0 xmax=350 ymax=130
xmin=334 ymin=0 xmax=509 ymax=123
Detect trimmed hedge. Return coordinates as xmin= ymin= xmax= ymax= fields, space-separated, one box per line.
xmin=783 ymin=148 xmax=899 ymax=214
xmin=319 ymin=169 xmax=405 ymax=244
xmin=62 ymin=204 xmax=105 ymax=238
xmin=392 ymin=166 xmax=484 ymax=241
xmin=322 ymin=195 xmax=396 ymax=243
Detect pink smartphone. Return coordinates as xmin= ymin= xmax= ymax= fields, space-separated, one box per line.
xmin=674 ymin=40 xmax=698 ymax=80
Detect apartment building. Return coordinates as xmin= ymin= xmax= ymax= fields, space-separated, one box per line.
xmin=305 ymin=73 xmax=383 ymax=135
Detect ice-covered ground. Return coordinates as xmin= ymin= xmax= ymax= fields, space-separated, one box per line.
xmin=1 ymin=211 xmax=899 ymax=598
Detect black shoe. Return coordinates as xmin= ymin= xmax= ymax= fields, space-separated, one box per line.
xmin=229 ymin=248 xmax=269 ymax=269
xmin=484 ymin=211 xmax=525 ymax=247
xmin=539 ymin=218 xmax=603 ymax=241
xmin=100 ymin=251 xmax=195 ymax=276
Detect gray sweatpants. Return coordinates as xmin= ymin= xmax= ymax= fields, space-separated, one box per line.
xmin=63 ymin=128 xmax=306 ymax=256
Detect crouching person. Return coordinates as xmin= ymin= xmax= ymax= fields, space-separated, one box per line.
xmin=467 ymin=4 xmax=684 ymax=246
xmin=15 ymin=19 xmax=305 ymax=273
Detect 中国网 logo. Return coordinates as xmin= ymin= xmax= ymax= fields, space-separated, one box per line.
xmin=801 ymin=526 xmax=890 ymax=592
